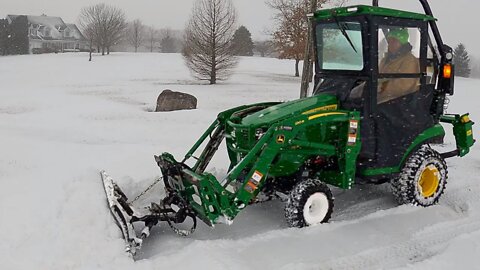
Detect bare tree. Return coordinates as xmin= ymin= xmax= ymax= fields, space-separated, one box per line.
xmin=127 ymin=19 xmax=145 ymax=52
xmin=183 ymin=0 xmax=238 ymax=85
xmin=159 ymin=28 xmax=176 ymax=53
xmin=78 ymin=4 xmax=103 ymax=59
xmin=83 ymin=23 xmax=95 ymax=61
xmin=78 ymin=3 xmax=126 ymax=56
xmin=103 ymin=6 xmax=127 ymax=54
xmin=146 ymin=26 xmax=158 ymax=52
xmin=267 ymin=0 xmax=330 ymax=76
xmin=255 ymin=40 xmax=275 ymax=57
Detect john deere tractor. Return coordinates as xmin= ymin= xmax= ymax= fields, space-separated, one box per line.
xmin=101 ymin=0 xmax=475 ymax=256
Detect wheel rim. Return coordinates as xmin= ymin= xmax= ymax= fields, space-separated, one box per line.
xmin=303 ymin=192 xmax=329 ymax=225
xmin=418 ymin=165 xmax=440 ymax=198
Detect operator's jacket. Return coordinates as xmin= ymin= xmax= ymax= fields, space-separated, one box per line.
xmin=378 ymin=44 xmax=420 ymax=104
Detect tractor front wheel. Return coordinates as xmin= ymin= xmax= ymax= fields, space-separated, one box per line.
xmin=392 ymin=145 xmax=448 ymax=206
xmin=285 ymin=178 xmax=334 ymax=228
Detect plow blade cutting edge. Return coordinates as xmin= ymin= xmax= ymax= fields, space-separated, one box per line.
xmin=100 ymin=171 xmax=143 ymax=256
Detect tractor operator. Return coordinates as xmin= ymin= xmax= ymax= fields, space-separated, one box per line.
xmin=378 ymin=28 xmax=420 ymax=103
xmin=348 ymin=28 xmax=420 ymax=104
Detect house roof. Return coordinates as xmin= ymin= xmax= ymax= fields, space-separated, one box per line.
xmin=29 ymin=15 xmax=67 ymax=30
xmin=66 ymin=23 xmax=87 ymax=40
xmin=8 ymin=14 xmax=68 ymax=30
xmin=7 ymin=14 xmax=87 ymax=42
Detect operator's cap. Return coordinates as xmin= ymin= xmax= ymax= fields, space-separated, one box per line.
xmin=386 ymin=28 xmax=409 ymax=45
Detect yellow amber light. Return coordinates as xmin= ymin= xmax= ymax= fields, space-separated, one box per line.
xmin=443 ymin=64 xmax=452 ymax=79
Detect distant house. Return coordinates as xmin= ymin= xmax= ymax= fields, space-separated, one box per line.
xmin=6 ymin=14 xmax=88 ymax=54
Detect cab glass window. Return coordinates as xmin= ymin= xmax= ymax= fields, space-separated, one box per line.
xmin=378 ymin=27 xmax=421 ymax=73
xmin=316 ymin=22 xmax=364 ymax=71
xmin=377 ymin=26 xmax=421 ymax=103
xmin=426 ymin=34 xmax=439 ymax=85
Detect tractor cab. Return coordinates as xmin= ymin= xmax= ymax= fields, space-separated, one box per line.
xmin=311 ymin=4 xmax=455 ymax=177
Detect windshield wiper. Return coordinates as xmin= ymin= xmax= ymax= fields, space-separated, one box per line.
xmin=332 ymin=14 xmax=358 ymax=53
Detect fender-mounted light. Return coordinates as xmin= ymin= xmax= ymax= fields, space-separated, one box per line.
xmin=461 ymin=115 xmax=470 ymax=123
xmin=443 ymin=64 xmax=452 ymax=79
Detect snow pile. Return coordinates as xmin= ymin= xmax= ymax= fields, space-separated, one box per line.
xmin=0 ymin=53 xmax=479 ymax=269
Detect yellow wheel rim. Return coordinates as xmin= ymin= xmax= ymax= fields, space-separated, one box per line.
xmin=418 ymin=165 xmax=440 ymax=198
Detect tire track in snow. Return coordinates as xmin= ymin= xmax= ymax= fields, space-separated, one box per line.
xmin=288 ymin=218 xmax=480 ymax=270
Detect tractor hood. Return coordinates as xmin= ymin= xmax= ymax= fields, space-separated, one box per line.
xmin=241 ymin=94 xmax=338 ymax=126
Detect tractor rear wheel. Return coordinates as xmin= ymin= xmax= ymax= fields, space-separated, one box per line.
xmin=392 ymin=145 xmax=448 ymax=206
xmin=285 ymin=178 xmax=334 ymax=228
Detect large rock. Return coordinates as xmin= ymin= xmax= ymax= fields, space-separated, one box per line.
xmin=155 ymin=90 xmax=197 ymax=112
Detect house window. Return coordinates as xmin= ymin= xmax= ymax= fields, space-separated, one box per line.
xmin=64 ymin=29 xmax=71 ymax=38
xmin=30 ymin=28 xmax=36 ymax=36
xmin=45 ymin=28 xmax=51 ymax=37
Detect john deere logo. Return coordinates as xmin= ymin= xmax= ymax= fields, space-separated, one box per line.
xmin=276 ymin=135 xmax=285 ymax=144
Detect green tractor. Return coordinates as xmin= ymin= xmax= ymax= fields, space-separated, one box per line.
xmin=101 ymin=0 xmax=475 ymax=256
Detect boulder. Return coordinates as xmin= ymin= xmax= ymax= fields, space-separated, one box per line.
xmin=155 ymin=90 xmax=197 ymax=112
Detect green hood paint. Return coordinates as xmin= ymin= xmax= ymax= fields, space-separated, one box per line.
xmin=241 ymin=94 xmax=338 ymax=126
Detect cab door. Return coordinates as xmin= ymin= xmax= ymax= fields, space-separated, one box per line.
xmin=371 ymin=18 xmax=435 ymax=168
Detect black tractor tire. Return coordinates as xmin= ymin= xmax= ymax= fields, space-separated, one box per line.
xmin=391 ymin=145 xmax=448 ymax=206
xmin=285 ymin=178 xmax=334 ymax=228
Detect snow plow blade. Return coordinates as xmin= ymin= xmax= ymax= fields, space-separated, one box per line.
xmin=100 ymin=171 xmax=144 ymax=256
xmin=100 ymin=170 xmax=197 ymax=257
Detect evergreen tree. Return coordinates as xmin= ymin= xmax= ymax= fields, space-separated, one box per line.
xmin=232 ymin=26 xmax=254 ymax=56
xmin=453 ymin=43 xmax=471 ymax=78
xmin=8 ymin=16 xmax=29 ymax=55
xmin=0 ymin=19 xmax=8 ymax=55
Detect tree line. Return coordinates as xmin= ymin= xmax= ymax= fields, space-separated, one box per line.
xmin=77 ymin=1 xmax=265 ymax=83
xmin=78 ymin=3 xmax=237 ymax=55
xmin=125 ymin=21 xmax=183 ymax=53
xmin=4 ymin=1 xmax=476 ymax=83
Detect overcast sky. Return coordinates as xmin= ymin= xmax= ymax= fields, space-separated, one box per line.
xmin=1 ymin=0 xmax=478 ymax=56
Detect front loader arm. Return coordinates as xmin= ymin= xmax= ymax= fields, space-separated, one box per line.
xmin=182 ymin=102 xmax=281 ymax=173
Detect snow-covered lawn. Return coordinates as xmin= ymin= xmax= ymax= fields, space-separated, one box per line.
xmin=0 ymin=53 xmax=479 ymax=270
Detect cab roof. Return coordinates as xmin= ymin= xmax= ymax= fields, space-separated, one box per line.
xmin=314 ymin=5 xmax=436 ymax=21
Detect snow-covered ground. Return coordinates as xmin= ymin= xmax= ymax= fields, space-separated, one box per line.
xmin=0 ymin=53 xmax=478 ymax=270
